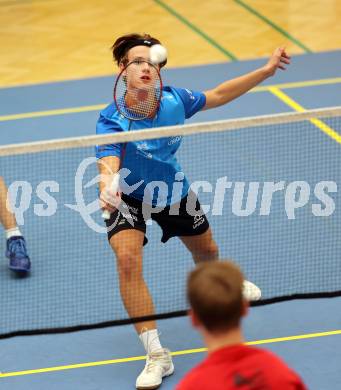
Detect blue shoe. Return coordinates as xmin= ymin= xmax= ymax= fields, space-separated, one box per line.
xmin=6 ymin=236 xmax=31 ymax=274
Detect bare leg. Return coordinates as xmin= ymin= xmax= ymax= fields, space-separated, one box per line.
xmin=181 ymin=228 xmax=262 ymax=301
xmin=110 ymin=229 xmax=157 ymax=334
xmin=180 ymin=227 xmax=219 ymax=264
xmin=0 ymin=177 xmax=17 ymax=230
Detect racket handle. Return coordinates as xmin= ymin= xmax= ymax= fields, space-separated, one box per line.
xmin=102 ymin=173 xmax=120 ymax=220
xmin=102 ymin=210 xmax=111 ymax=220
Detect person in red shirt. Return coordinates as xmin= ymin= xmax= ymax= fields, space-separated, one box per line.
xmin=176 ymin=261 xmax=307 ymax=390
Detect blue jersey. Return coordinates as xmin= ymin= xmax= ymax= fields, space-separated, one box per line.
xmin=96 ymin=86 xmax=206 ymax=206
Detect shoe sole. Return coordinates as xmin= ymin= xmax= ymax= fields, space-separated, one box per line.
xmin=136 ymin=364 xmax=174 ymax=390
xmin=9 ymin=266 xmax=30 ymax=275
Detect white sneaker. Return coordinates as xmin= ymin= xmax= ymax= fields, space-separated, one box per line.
xmin=243 ymin=280 xmax=262 ymax=301
xmin=136 ymin=348 xmax=174 ymax=389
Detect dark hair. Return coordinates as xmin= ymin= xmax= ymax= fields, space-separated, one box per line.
xmin=187 ymin=261 xmax=244 ymax=332
xmin=111 ymin=33 xmax=167 ymax=67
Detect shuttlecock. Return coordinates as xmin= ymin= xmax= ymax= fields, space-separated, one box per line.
xmin=149 ymin=44 xmax=167 ymax=64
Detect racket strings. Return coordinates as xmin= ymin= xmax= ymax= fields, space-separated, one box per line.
xmin=114 ymin=61 xmax=162 ymax=120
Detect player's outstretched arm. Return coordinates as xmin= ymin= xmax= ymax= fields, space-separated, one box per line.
xmin=203 ymin=47 xmax=290 ymax=110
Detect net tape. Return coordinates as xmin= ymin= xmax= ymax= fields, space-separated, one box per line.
xmin=1 ymin=106 xmax=340 ymax=157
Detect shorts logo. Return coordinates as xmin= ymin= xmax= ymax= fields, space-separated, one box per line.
xmin=193 ymin=214 xmax=205 ymax=229
xmin=185 ymin=88 xmax=195 ymax=100
xmin=120 ymin=203 xmax=138 ymax=223
xmin=127 ymin=205 xmax=138 ymax=214
xmin=121 ymin=212 xmax=138 ymax=221
xmin=118 ymin=218 xmax=126 ymax=226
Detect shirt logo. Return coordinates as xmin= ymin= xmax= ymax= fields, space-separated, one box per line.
xmin=137 ymin=142 xmax=148 ymax=151
xmin=168 ymin=136 xmax=182 ymax=145
xmin=185 ymin=88 xmax=195 ymax=100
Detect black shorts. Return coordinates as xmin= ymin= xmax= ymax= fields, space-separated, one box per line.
xmin=105 ymin=192 xmax=210 ymax=245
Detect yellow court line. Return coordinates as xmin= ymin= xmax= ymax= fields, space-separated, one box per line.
xmin=0 ymin=77 xmax=341 ymax=123
xmin=1 ymin=329 xmax=340 ymax=378
xmin=269 ymin=87 xmax=341 ymax=144
xmin=0 ymin=104 xmax=106 ymax=122
xmin=254 ymin=76 xmax=341 ymax=92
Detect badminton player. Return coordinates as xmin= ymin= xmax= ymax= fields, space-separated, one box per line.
xmin=96 ymin=33 xmax=290 ymax=389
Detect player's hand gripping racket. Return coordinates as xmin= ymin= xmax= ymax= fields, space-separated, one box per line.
xmin=102 ymin=58 xmax=163 ymax=220
xmin=101 ymin=174 xmax=120 ymax=220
